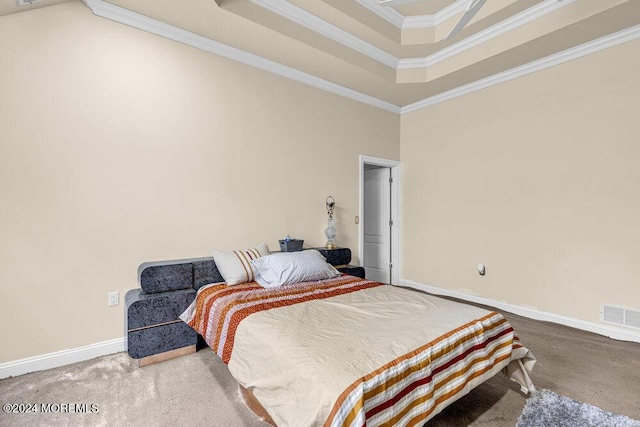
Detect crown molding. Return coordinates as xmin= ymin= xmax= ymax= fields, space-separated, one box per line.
xmin=433 ymin=0 xmax=471 ymax=25
xmin=378 ymin=0 xmax=423 ymax=6
xmin=403 ymin=0 xmax=468 ymax=29
xmin=402 ymin=14 xmax=436 ymax=29
xmin=401 ymin=24 xmax=640 ymax=114
xmin=398 ymin=0 xmax=575 ymax=70
xmin=355 ymin=0 xmax=405 ymax=28
xmin=237 ymin=0 xmax=577 ymax=80
xmin=82 ymin=1 xmax=639 ymax=116
xmin=249 ymin=0 xmax=399 ymax=68
xmin=358 ymin=0 xmax=469 ymax=30
xmin=82 ymin=0 xmax=401 ymax=114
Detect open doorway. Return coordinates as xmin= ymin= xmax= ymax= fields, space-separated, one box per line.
xmin=359 ymin=156 xmax=400 ymax=285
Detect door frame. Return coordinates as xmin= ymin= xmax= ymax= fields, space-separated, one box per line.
xmin=359 ymin=155 xmax=401 ymax=285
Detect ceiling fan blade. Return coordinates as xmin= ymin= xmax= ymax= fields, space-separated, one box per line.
xmin=445 ymin=0 xmax=488 ymax=40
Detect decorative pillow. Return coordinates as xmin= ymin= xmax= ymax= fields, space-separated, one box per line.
xmin=250 ymin=250 xmax=340 ymax=288
xmin=212 ymin=242 xmax=270 ymax=285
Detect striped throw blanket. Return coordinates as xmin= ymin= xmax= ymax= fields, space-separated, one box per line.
xmin=181 ymin=275 xmax=384 ymax=363
xmin=180 ymin=275 xmax=535 ymax=426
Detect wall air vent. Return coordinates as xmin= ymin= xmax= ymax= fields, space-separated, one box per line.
xmin=602 ymin=304 xmax=640 ymax=330
xmin=18 ymin=0 xmax=42 ymax=6
xmin=626 ymin=309 xmax=640 ymax=329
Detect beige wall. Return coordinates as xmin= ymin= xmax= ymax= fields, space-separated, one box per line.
xmin=401 ymin=38 xmax=640 ymax=324
xmin=3 ymin=0 xmax=637 ymax=366
xmin=0 ymin=2 xmax=399 ymax=363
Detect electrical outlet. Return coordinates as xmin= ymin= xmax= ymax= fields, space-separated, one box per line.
xmin=108 ymin=291 xmax=119 ymax=306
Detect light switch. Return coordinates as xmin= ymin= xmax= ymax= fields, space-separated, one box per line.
xmin=108 ymin=291 xmax=119 ymax=306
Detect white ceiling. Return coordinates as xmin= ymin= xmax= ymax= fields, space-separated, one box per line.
xmin=391 ymin=0 xmax=456 ymax=16
xmin=4 ymin=0 xmax=640 ymax=112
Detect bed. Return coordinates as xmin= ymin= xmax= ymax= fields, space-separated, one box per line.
xmin=173 ymin=246 xmax=535 ymax=426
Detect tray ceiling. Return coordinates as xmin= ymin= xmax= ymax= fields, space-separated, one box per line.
xmin=4 ymin=0 xmax=640 ymax=112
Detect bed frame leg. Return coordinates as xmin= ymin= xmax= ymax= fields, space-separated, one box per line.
xmin=238 ymin=385 xmax=276 ymax=426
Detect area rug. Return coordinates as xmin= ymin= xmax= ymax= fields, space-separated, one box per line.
xmin=516 ymin=389 xmax=640 ymax=427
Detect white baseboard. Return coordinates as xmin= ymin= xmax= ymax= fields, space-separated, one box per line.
xmin=0 ymin=337 xmax=126 ymax=380
xmin=400 ymin=279 xmax=640 ymax=343
xmin=3 ymin=280 xmax=639 ymax=379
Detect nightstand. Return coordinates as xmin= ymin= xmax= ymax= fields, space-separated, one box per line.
xmin=337 ymin=265 xmax=365 ymax=278
xmin=126 ymin=261 xmax=201 ymax=367
xmin=126 ymin=288 xmax=197 ymax=367
xmin=315 ymin=247 xmax=366 ymax=279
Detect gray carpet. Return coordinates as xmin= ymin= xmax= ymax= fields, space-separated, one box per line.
xmin=1 ymin=307 xmax=639 ymax=426
xmin=517 ymin=389 xmax=640 ymax=427
xmin=0 ymin=350 xmax=268 ymax=427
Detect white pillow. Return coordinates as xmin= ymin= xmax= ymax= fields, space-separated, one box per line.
xmin=250 ymin=250 xmax=340 ymax=288
xmin=213 ymin=242 xmax=270 ymax=285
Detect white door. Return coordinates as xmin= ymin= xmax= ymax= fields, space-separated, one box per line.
xmin=363 ymin=167 xmax=391 ymax=283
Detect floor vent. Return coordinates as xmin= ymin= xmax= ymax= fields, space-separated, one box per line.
xmin=602 ymin=305 xmax=640 ymax=330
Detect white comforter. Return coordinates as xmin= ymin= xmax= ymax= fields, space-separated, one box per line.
xmin=181 ymin=275 xmax=535 ymax=426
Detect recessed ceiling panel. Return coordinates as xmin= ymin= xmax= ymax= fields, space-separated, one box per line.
xmin=392 ymin=0 xmax=457 ymax=17
xmin=80 ymin=0 xmax=640 ymax=109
